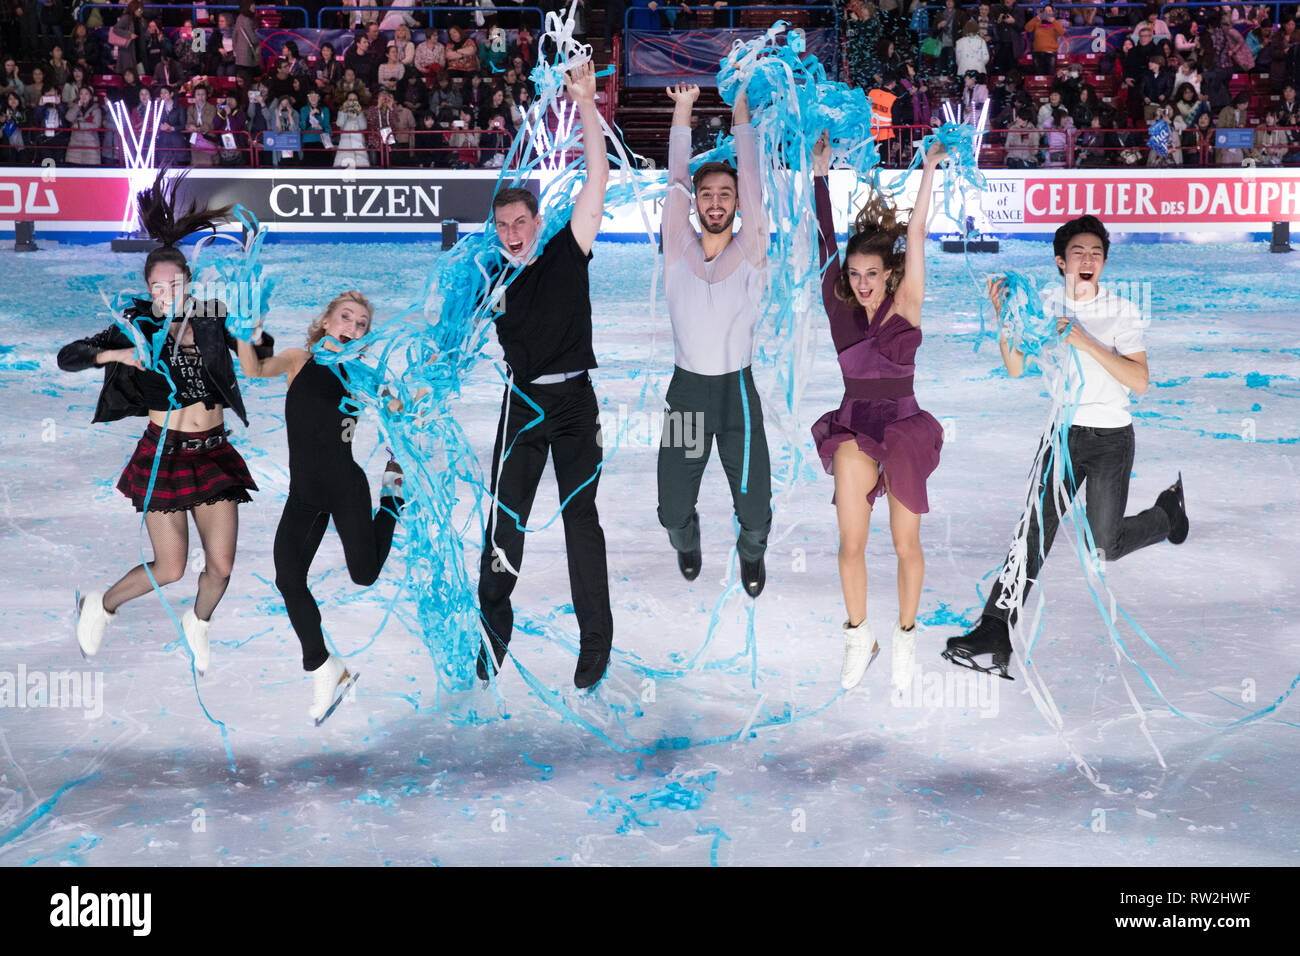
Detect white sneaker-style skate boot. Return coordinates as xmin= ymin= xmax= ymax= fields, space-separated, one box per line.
xmin=76 ymin=590 xmax=115 ymax=658
xmin=840 ymin=619 xmax=880 ymax=690
xmin=309 ymin=655 xmax=359 ymax=725
xmin=181 ymin=610 xmax=211 ymax=676
xmin=891 ymin=619 xmax=917 ymax=693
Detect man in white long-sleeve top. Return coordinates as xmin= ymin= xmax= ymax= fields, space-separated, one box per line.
xmin=658 ymin=83 xmax=772 ymax=597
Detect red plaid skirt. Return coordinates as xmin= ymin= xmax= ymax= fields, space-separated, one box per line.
xmin=117 ymin=423 xmax=257 ymax=513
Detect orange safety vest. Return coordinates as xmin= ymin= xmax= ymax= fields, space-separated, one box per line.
xmin=868 ymin=88 xmax=897 ymax=141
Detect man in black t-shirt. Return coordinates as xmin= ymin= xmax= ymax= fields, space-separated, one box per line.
xmin=477 ymin=60 xmax=613 ymax=690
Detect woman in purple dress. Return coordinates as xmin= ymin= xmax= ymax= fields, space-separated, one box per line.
xmin=811 ymin=134 xmax=946 ymax=694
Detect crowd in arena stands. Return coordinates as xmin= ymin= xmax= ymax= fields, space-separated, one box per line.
xmin=841 ymin=1 xmax=1300 ymax=166
xmin=0 ymin=0 xmax=554 ymax=168
xmin=1 ymin=0 xmax=1297 ymax=168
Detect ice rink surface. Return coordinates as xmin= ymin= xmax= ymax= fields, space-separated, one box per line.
xmin=1 ymin=235 xmax=1297 ymax=866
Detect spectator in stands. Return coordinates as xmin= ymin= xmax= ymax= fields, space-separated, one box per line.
xmin=334 ymin=88 xmax=369 ymax=167
xmin=3 ymin=89 xmax=28 ymax=163
xmin=46 ymin=44 xmax=69 ymax=89
xmin=61 ymin=64 xmax=86 ymax=107
xmin=990 ymin=7 xmax=1022 ymax=74
xmin=380 ymin=0 xmax=419 ymax=33
xmin=117 ymin=67 xmax=143 ymax=111
xmin=1132 ymin=6 xmax=1170 ymax=42
xmin=299 ymin=88 xmax=331 ymax=166
xmin=109 ymin=1 xmax=144 ymax=78
xmin=476 ymin=84 xmax=512 ymax=131
xmin=267 ymin=58 xmax=296 ymax=103
xmin=365 ymin=87 xmax=413 ymax=165
xmin=1279 ymin=83 xmax=1299 ymax=131
xmin=1140 ymin=54 xmax=1172 ymax=120
xmin=960 ymin=70 xmax=989 ymax=126
xmin=37 ymin=0 xmax=63 ymax=56
xmin=955 ymin=20 xmax=990 ymax=78
xmin=345 ymin=35 xmax=378 ymax=87
xmin=315 ymin=43 xmax=344 ymax=97
xmin=32 ymin=85 xmax=66 ymax=164
xmin=282 ymin=41 xmax=309 ymax=81
xmin=378 ymin=43 xmax=405 ymax=95
xmin=1255 ymin=107 xmax=1288 ymax=164
xmin=511 ymin=84 xmax=531 ymax=127
xmin=269 ymin=94 xmax=300 ymax=165
xmin=1052 ymin=61 xmax=1085 ymax=109
xmin=1172 ymin=81 xmax=1207 ymax=126
xmin=464 ymin=72 xmax=487 ymax=113
xmin=1124 ymin=25 xmax=1158 ymax=82
xmin=1036 ymin=88 xmax=1063 ymax=126
xmin=155 ymin=85 xmax=188 ymax=166
xmin=1004 ymin=107 xmax=1041 ymax=166
xmin=153 ymin=51 xmax=185 ymax=90
xmin=0 ymin=57 xmax=22 ymax=99
xmin=1072 ymin=83 xmax=1099 ymax=127
xmin=509 ymin=25 xmax=535 ymax=71
xmin=141 ymin=19 xmax=170 ymax=78
xmin=335 ymin=66 xmax=372 ymax=108
xmin=68 ymin=24 xmax=101 ymax=76
xmin=415 ymin=30 xmax=445 ymax=79
xmin=1041 ymin=105 xmax=1071 ymax=166
xmin=246 ymin=82 xmax=273 ymax=163
xmin=1076 ymin=114 xmax=1109 ymax=165
xmin=1216 ymin=90 xmax=1250 ymax=165
xmin=392 ymin=24 xmax=417 ymax=67
xmin=63 ymin=85 xmax=100 ymax=166
xmin=605 ymin=0 xmax=629 ymax=59
xmin=186 ymin=83 xmax=219 ymax=166
xmin=448 ymin=106 xmax=478 ymax=167
xmin=1172 ymin=58 xmax=1200 ymax=96
xmin=213 ymin=91 xmax=248 ymax=167
xmin=207 ymin=13 xmax=236 ymax=78
xmin=992 ymin=71 xmax=1031 ymax=127
xmin=1025 ymin=4 xmax=1066 ymax=76
xmin=21 ymin=65 xmax=44 ymax=111
xmin=410 ymin=108 xmax=443 ymax=168
xmin=234 ymin=0 xmax=260 ymax=81
xmin=933 ymin=0 xmax=964 ymax=76
xmin=1182 ymin=109 xmax=1213 ymax=166
xmin=445 ymin=25 xmax=479 ymax=77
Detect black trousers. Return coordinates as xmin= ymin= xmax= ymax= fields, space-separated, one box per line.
xmin=478 ymin=374 xmax=613 ymax=652
xmin=274 ymin=466 xmax=400 ymax=671
xmin=985 ymin=424 xmax=1171 ymax=624
xmin=656 ymin=365 xmax=772 ymax=563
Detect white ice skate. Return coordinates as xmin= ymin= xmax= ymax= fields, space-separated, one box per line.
xmin=75 ymin=590 xmax=115 ymax=659
xmin=891 ymin=620 xmax=917 ymax=694
xmin=310 ymin=655 xmax=359 ymax=725
xmin=181 ymin=610 xmax=211 ymax=676
xmin=840 ymin=619 xmax=879 ymax=690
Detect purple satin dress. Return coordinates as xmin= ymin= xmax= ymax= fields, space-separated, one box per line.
xmin=810 ymin=176 xmax=943 ymax=514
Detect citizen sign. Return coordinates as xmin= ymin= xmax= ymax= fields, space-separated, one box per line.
xmin=268 ymin=182 xmax=444 ymax=219
xmin=175 ymin=173 xmax=523 ymax=226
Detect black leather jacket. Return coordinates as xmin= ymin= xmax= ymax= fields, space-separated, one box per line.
xmin=57 ymin=297 xmax=274 ymax=426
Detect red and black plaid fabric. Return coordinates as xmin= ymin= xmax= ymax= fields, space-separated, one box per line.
xmin=117 ymin=423 xmax=258 ymax=513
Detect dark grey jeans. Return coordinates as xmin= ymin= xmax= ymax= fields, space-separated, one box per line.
xmin=985 ymin=423 xmax=1171 ymax=623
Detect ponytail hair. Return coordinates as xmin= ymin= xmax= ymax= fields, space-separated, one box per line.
xmin=137 ymin=167 xmax=234 ymax=284
xmin=834 ymin=194 xmax=909 ymax=304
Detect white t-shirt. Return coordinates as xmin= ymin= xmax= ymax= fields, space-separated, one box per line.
xmin=1041 ymin=285 xmax=1146 ymax=428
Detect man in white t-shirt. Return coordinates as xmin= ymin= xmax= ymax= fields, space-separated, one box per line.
xmin=943 ymin=215 xmax=1189 ymax=679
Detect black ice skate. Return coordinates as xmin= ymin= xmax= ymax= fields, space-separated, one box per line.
xmin=941 ymin=616 xmax=1015 ymax=680
xmin=1156 ymin=471 xmax=1188 ymax=545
